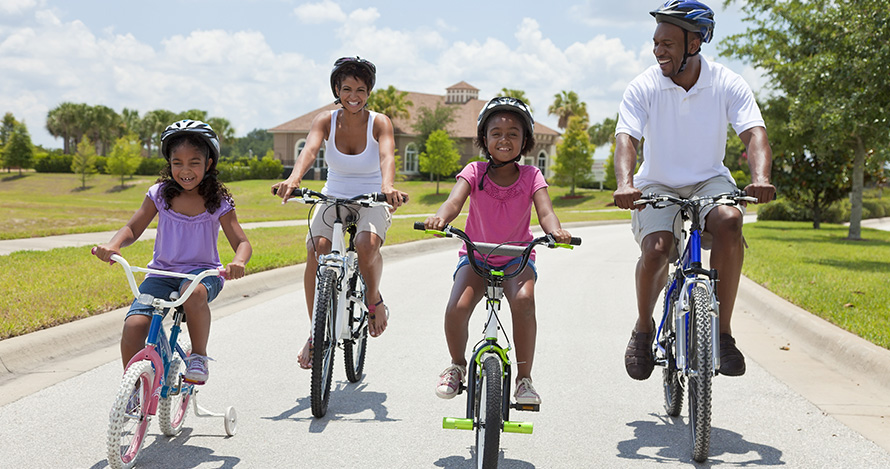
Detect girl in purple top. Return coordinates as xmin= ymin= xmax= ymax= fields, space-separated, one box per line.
xmin=422 ymin=97 xmax=573 ymax=406
xmin=93 ymin=120 xmax=252 ymax=385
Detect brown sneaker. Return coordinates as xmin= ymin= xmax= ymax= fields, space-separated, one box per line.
xmin=718 ymin=333 xmax=746 ymax=376
xmin=624 ymin=319 xmax=656 ymax=380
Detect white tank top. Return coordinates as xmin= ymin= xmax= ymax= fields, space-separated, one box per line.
xmin=322 ymin=109 xmax=382 ymax=198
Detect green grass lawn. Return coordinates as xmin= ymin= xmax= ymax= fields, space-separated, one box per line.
xmin=742 ymin=221 xmax=890 ymax=349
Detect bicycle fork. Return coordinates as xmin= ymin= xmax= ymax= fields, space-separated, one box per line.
xmin=673 ymin=277 xmax=720 ymax=376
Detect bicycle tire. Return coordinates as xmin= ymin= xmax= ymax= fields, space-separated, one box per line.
xmin=475 ymin=355 xmax=502 ymax=469
xmin=107 ymin=360 xmax=154 ymax=469
xmin=343 ymin=271 xmax=367 ymax=383
xmin=311 ymin=268 xmax=338 ymax=418
xmin=688 ymin=285 xmax=713 ymax=462
xmin=158 ymin=343 xmax=192 ymax=436
xmin=662 ymin=283 xmax=683 ymax=417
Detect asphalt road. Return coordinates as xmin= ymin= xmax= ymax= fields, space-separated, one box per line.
xmin=1 ymin=224 xmax=889 ymax=468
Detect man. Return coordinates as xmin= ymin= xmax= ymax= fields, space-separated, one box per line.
xmin=612 ymin=0 xmax=776 ymax=380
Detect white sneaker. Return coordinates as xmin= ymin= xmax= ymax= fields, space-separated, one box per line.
xmin=184 ymin=354 xmax=209 ymax=385
xmin=436 ymin=364 xmax=466 ymax=399
xmin=514 ymin=378 xmax=541 ymax=405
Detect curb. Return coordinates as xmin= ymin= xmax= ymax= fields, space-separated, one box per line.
xmin=736 ymin=275 xmax=890 ymax=391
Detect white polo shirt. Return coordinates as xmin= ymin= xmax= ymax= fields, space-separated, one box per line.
xmin=615 ymin=57 xmax=765 ymax=189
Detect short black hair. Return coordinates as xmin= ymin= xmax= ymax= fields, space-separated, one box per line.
xmin=333 ymin=62 xmax=374 ymax=94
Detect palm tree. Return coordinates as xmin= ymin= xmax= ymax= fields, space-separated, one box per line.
xmin=143 ymin=109 xmax=177 ymax=157
xmin=500 ymin=88 xmax=534 ymax=114
xmin=367 ymin=85 xmax=413 ymax=121
xmin=207 ymin=117 xmax=235 ymax=145
xmin=548 ymin=91 xmax=588 ymax=129
xmin=46 ymin=102 xmax=84 ymax=154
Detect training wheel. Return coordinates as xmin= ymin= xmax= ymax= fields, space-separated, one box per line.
xmin=224 ymin=406 xmax=237 ymax=436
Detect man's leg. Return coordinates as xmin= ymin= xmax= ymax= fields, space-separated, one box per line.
xmin=626 ymin=231 xmax=672 ymax=380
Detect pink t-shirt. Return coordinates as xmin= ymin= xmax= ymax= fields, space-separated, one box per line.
xmin=145 ymin=182 xmax=233 ymax=278
xmin=456 ymin=162 xmax=548 ymax=266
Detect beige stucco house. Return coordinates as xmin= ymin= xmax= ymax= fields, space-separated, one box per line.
xmin=269 ymin=82 xmax=561 ymax=180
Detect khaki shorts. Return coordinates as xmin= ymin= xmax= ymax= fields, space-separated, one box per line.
xmin=631 ymin=176 xmax=745 ymax=248
xmin=307 ymin=203 xmax=392 ymax=243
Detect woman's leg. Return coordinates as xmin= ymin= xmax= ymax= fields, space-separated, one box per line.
xmin=299 ymin=236 xmax=331 ymax=368
xmin=355 ymin=231 xmax=387 ymax=337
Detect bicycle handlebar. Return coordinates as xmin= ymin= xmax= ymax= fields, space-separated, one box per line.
xmin=273 ymin=187 xmax=404 ymax=205
xmin=94 ymin=248 xmax=224 ymax=310
xmin=413 ymin=222 xmax=581 ymax=281
xmin=633 ymin=191 xmax=758 ymax=208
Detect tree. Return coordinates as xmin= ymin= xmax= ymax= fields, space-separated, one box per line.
xmin=106 ymin=134 xmax=142 ymax=188
xmin=3 ymin=122 xmax=34 ymax=175
xmin=419 ymin=130 xmax=461 ymax=194
xmin=412 ymin=104 xmax=456 ymax=154
xmin=548 ymin=90 xmax=588 ymax=130
xmin=1 ymin=112 xmax=18 ymax=171
xmin=367 ymin=85 xmax=413 ymax=121
xmin=71 ymin=136 xmax=98 ymax=189
xmin=500 ymin=88 xmax=533 ymax=114
xmin=143 ymin=109 xmax=177 ymax=157
xmin=552 ymin=115 xmax=593 ymax=196
xmin=587 ymin=114 xmax=617 ymax=147
xmin=721 ymin=0 xmax=890 ymax=239
xmin=206 ymin=116 xmax=235 ymax=144
xmin=46 ymin=102 xmax=88 ymax=154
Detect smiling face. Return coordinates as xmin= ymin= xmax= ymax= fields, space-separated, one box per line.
xmin=653 ymin=22 xmax=700 ymax=78
xmin=336 ymin=75 xmax=370 ymax=112
xmin=169 ymin=143 xmax=210 ymax=191
xmin=483 ymin=112 xmax=525 ymax=163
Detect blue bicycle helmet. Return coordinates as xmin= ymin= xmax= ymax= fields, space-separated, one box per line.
xmin=650 ymin=0 xmax=715 ymax=43
xmin=160 ymin=119 xmax=220 ymax=162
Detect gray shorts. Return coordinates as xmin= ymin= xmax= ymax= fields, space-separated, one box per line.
xmin=307 ymin=203 xmax=392 ymax=243
xmin=631 ymin=175 xmax=745 ymax=248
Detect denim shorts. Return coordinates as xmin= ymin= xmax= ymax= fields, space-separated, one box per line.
xmin=454 ymin=255 xmax=537 ymax=281
xmin=125 ymin=268 xmax=222 ymax=319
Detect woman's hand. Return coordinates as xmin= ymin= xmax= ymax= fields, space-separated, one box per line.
xmin=382 ymin=184 xmax=408 ymax=210
xmin=271 ymin=179 xmax=301 ymax=202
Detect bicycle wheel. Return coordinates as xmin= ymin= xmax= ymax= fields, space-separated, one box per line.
xmin=662 ymin=285 xmax=683 ymax=417
xmin=107 ymin=360 xmax=154 ymax=469
xmin=159 ymin=342 xmax=192 ymax=436
xmin=475 ymin=355 xmax=502 ymax=469
xmin=688 ymin=285 xmax=714 ymax=462
xmin=311 ymin=268 xmax=338 ymax=418
xmin=343 ymin=271 xmax=367 ymax=383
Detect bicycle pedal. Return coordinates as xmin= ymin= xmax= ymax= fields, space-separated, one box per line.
xmin=443 ymin=417 xmax=473 ymax=431
xmin=503 ymin=420 xmax=534 ymax=434
xmin=511 ymin=402 xmax=540 ymax=412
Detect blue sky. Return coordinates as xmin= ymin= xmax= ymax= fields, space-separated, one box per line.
xmin=0 ymin=0 xmax=762 ymax=148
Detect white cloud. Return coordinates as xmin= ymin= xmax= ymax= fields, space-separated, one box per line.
xmin=0 ymin=0 xmax=39 ymax=15
xmin=293 ymin=0 xmax=346 ymax=24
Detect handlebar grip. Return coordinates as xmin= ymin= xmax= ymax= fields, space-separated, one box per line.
xmin=271 ymin=187 xmax=304 ymax=197
xmin=570 ymin=237 xmax=582 ymax=246
xmin=414 ymin=221 xmax=425 ymax=230
xmin=372 ymin=193 xmax=388 ymax=202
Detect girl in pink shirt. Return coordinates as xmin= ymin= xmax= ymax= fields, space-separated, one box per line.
xmin=93 ymin=120 xmax=252 ymax=385
xmin=423 ymin=97 xmax=572 ymax=405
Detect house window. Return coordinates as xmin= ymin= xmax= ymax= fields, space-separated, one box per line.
xmin=537 ymin=151 xmax=547 ymax=173
xmin=314 ymin=146 xmax=326 ymax=169
xmin=296 ymin=139 xmax=325 ymax=169
xmin=405 ymin=143 xmax=419 ymax=173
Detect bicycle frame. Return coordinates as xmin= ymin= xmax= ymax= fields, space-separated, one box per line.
xmin=110 ymin=254 xmax=223 ymax=414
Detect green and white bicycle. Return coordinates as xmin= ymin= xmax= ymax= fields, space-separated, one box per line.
xmin=415 ymin=222 xmax=581 ymax=468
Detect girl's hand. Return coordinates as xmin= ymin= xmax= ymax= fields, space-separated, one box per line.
xmin=550 ymin=229 xmax=572 ymax=244
xmin=381 ymin=184 xmax=408 ymax=210
xmin=225 ymin=262 xmax=246 ymax=280
xmin=423 ymin=216 xmax=447 ymax=231
xmin=92 ymin=244 xmax=119 ymax=265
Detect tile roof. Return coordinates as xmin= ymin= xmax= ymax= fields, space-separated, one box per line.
xmin=269 ymin=89 xmax=559 ymax=139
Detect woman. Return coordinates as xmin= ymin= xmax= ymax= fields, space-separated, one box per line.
xmin=272 ymin=56 xmax=408 ymax=369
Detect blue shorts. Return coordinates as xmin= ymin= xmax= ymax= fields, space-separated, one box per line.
xmin=125 ymin=268 xmax=222 ymax=319
xmin=454 ymin=255 xmax=537 ymax=281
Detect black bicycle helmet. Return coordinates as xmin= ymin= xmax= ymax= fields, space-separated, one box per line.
xmin=475 ymin=97 xmax=536 ymax=190
xmin=650 ymin=1 xmax=715 ymax=73
xmin=330 ymin=56 xmax=377 ymax=103
xmin=160 ymin=119 xmax=220 ymax=162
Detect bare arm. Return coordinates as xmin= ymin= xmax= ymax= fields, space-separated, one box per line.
xmin=92 ymin=196 xmax=157 ymax=263
xmin=271 ymin=111 xmax=330 ymax=200
xmin=612 ymin=133 xmax=642 ymax=210
xmin=738 ymin=126 xmax=776 ymax=203
xmin=375 ymin=114 xmax=407 ymax=209
xmin=533 ymin=187 xmax=571 ymax=243
xmin=219 ymin=209 xmax=252 ymax=280
xmin=423 ymin=178 xmax=471 ymax=230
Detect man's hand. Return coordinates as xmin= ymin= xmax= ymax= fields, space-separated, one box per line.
xmin=613 ymin=184 xmax=643 ymax=210
xmin=743 ymin=182 xmax=776 ymax=204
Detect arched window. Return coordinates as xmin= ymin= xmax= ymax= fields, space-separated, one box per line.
xmin=295 ymin=138 xmax=326 ymax=170
xmin=314 ymin=146 xmax=326 ymax=169
xmin=294 ymin=139 xmax=305 ymax=167
xmin=537 ymin=151 xmax=547 ymax=174
xmin=405 ymin=143 xmax=419 ymax=173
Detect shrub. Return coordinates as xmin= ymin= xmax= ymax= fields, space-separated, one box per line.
xmin=33 ymin=153 xmax=73 ymax=173
xmin=137 ymin=157 xmax=167 ymax=176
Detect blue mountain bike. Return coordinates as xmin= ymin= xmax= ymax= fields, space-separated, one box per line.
xmin=634 ymin=190 xmax=755 ymax=462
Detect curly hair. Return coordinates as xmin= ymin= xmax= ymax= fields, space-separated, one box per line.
xmin=333 ymin=62 xmax=374 ymax=95
xmin=156 ymin=134 xmax=234 ymax=213
xmin=474 ymin=110 xmax=536 ymax=157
